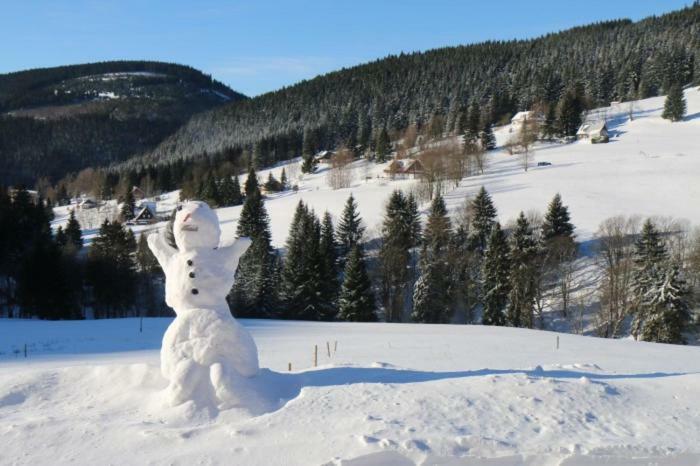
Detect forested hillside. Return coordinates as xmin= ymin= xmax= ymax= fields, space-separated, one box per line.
xmin=134 ymin=4 xmax=698 ymax=169
xmin=0 ymin=61 xmax=246 ymax=185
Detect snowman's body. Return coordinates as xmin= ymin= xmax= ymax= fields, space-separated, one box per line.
xmin=148 ymin=201 xmax=258 ymax=408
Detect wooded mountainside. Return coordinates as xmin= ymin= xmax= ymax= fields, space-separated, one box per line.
xmin=133 ymin=4 xmax=698 ymax=170
xmin=0 ymin=61 xmax=246 ymax=185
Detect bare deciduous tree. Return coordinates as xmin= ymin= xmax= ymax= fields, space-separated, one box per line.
xmin=594 ymin=215 xmax=640 ymax=337
xmin=326 ymin=148 xmax=355 ymax=189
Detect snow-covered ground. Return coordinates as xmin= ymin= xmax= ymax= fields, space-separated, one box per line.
xmin=52 ymin=87 xmax=700 ymax=248
xmin=1 ymin=318 xmax=700 ymax=465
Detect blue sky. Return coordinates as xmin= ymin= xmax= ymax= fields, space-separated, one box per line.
xmin=1 ymin=1 xmax=693 ymax=96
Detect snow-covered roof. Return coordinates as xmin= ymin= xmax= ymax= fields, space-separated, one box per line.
xmin=577 ymin=121 xmax=607 ymax=135
xmin=511 ymin=111 xmax=532 ymax=122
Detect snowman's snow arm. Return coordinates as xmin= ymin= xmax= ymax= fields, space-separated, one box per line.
xmin=147 ymin=229 xmax=177 ymax=269
xmin=219 ymin=236 xmax=252 ymax=271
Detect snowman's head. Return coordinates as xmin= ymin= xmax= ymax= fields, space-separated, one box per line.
xmin=173 ymin=201 xmax=221 ymax=251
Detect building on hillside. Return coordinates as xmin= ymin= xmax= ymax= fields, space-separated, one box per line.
xmin=576 ymin=121 xmax=609 ymax=143
xmin=131 ymin=186 xmax=146 ymax=200
xmin=77 ymin=198 xmax=98 ymax=210
xmin=384 ymin=158 xmax=425 ymax=179
xmin=314 ymin=150 xmax=335 ymax=163
xmin=132 ymin=205 xmax=157 ymax=225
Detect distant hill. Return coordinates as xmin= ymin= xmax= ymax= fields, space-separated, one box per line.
xmin=132 ymin=4 xmax=698 ymax=170
xmin=0 ymin=61 xmax=246 ymax=185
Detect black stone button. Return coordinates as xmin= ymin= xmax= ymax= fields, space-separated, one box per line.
xmin=187 ymin=260 xmax=193 ymax=266
xmin=189 ymin=272 xmax=195 ymax=278
xmin=191 ymin=288 xmax=199 ymax=295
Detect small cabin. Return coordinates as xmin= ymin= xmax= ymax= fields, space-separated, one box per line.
xmin=314 ymin=150 xmax=335 ymax=163
xmin=77 ymin=198 xmax=98 ymax=210
xmin=384 ymin=158 xmax=425 ymax=179
xmin=133 ymin=205 xmax=157 ymax=225
xmin=576 ymin=121 xmax=609 ymax=143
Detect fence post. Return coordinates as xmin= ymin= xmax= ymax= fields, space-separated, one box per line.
xmin=314 ymin=345 xmax=318 ymax=367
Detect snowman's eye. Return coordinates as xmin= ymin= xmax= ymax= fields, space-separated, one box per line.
xmin=177 ymin=205 xmax=183 ymax=211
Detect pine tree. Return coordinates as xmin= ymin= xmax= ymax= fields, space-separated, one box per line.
xmin=380 ymin=190 xmax=415 ymax=322
xmin=337 ymin=194 xmax=365 ymax=261
xmin=412 ymin=194 xmax=453 ymax=323
xmin=630 ymin=219 xmax=671 ymax=340
xmin=244 ymin=166 xmax=259 ymax=197
xmin=136 ymin=232 xmax=159 ymax=273
xmin=507 ymin=212 xmax=538 ymax=327
xmin=280 ymin=168 xmax=288 ymax=190
xmin=542 ymin=105 xmax=557 ymax=140
xmin=319 ymin=211 xmax=339 ymax=320
xmin=661 ymin=85 xmax=686 ymax=122
xmin=55 ymin=226 xmax=67 ymax=248
xmin=482 ymin=223 xmax=510 ymax=326
xmin=265 ymin=172 xmax=281 ymax=192
xmin=375 ymin=127 xmax=391 ymax=162
xmin=338 ymin=244 xmax=376 ymax=322
xmin=557 ymin=88 xmax=584 ymax=137
xmin=465 ymin=100 xmax=481 ymax=143
xmin=120 ymin=190 xmax=135 ymax=221
xmin=200 ymin=175 xmax=220 ymax=206
xmin=65 ymin=210 xmax=83 ymax=250
xmin=637 ymin=263 xmax=690 ymax=344
xmin=479 ymin=122 xmax=496 ymax=151
xmin=468 ymin=186 xmax=497 ymax=253
xmin=301 ymin=128 xmax=317 ymax=174
xmin=542 ymin=193 xmax=576 ymax=252
xmin=411 ymin=250 xmax=449 ymax=323
xmin=280 ymin=202 xmax=324 ymax=320
xmin=231 ymin=172 xmax=278 ymax=317
xmin=219 ymin=175 xmax=242 ymax=207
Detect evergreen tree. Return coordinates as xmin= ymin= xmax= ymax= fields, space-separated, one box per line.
xmin=280 ymin=202 xmax=324 ymax=320
xmin=219 ymin=175 xmax=243 ymax=207
xmin=380 ymin=190 xmax=416 ymax=322
xmin=542 ymin=193 xmax=576 ymax=253
xmin=661 ymin=84 xmax=687 ymax=122
xmin=280 ymin=168 xmax=288 ymax=190
xmin=468 ymin=186 xmax=497 ymax=253
xmin=557 ymin=88 xmax=584 ymax=137
xmin=479 ymin=122 xmax=496 ymax=151
xmin=465 ymin=100 xmax=481 ymax=143
xmin=482 ymin=223 xmax=510 ymax=326
xmin=319 ymin=211 xmax=340 ymax=320
xmin=200 ymin=175 xmax=220 ymax=206
xmin=244 ymin=166 xmax=259 ymax=197
xmin=337 ymin=194 xmax=365 ymax=261
xmin=65 ymin=210 xmax=83 ymax=250
xmin=636 ymin=263 xmax=690 ymax=344
xmin=120 ymin=189 xmax=135 ymax=221
xmin=631 ymin=219 xmax=692 ymax=343
xmin=338 ymin=244 xmax=377 ymax=322
xmin=507 ymin=212 xmax=538 ymax=328
xmin=542 ymin=104 xmax=557 ymax=140
xmin=265 ymin=172 xmax=281 ymax=192
xmin=55 ymin=226 xmax=67 ymax=248
xmin=136 ymin=232 xmax=159 ymax=274
xmin=301 ymin=128 xmax=318 ymax=174
xmin=230 ymin=172 xmax=279 ymax=317
xmin=412 ymin=194 xmax=453 ymax=323
xmin=375 ymin=127 xmax=391 ymax=162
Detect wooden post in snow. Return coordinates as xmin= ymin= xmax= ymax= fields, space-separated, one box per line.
xmin=556 ymin=335 xmax=560 ymax=350
xmin=314 ymin=345 xmax=318 ymax=367
xmin=288 ymin=362 xmax=292 ymax=372
xmin=326 ymin=341 xmax=331 ymax=358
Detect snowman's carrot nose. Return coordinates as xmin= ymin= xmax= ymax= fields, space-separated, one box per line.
xmin=183 ymin=213 xmax=192 ymax=223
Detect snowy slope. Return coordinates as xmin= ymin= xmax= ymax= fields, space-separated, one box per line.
xmin=52 ymin=87 xmax=700 ymax=248
xmin=2 ymin=318 xmax=700 ymax=465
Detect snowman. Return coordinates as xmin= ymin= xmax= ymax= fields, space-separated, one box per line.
xmin=148 ymin=201 xmax=259 ymax=409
